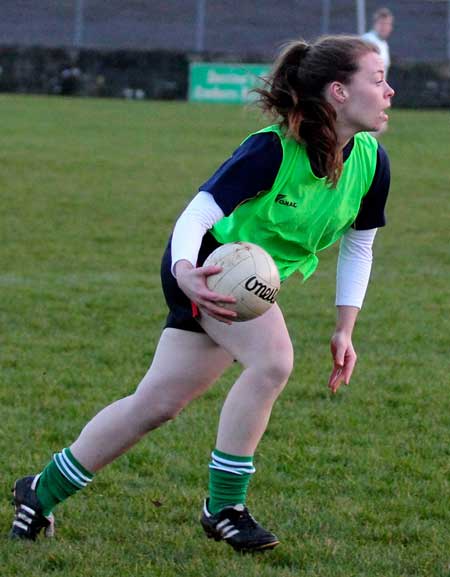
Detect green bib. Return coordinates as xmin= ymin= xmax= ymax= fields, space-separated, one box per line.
xmin=211 ymin=125 xmax=378 ymax=281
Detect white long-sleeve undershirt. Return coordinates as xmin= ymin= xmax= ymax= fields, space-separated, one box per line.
xmin=336 ymin=227 xmax=377 ymax=309
xmin=171 ymin=191 xmax=377 ymax=308
xmin=171 ymin=191 xmax=225 ymax=275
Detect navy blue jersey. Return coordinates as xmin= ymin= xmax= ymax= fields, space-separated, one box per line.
xmin=200 ymin=132 xmax=390 ymax=229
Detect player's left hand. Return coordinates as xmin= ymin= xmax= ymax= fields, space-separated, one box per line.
xmin=328 ymin=331 xmax=357 ymax=394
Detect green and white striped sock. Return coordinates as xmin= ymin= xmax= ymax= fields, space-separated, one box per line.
xmin=208 ymin=449 xmax=255 ymax=514
xmin=36 ymin=448 xmax=94 ymax=516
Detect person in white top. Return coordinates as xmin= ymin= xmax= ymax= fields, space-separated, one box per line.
xmin=363 ymin=7 xmax=394 ymax=78
xmin=363 ymin=7 xmax=394 ymax=137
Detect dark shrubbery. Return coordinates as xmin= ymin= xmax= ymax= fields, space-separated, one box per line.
xmin=0 ymin=45 xmax=448 ymax=107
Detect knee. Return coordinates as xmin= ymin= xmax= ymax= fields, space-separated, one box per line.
xmin=128 ymin=393 xmax=186 ymax=431
xmin=152 ymin=399 xmax=185 ymax=424
xmin=257 ymin=342 xmax=294 ymax=392
xmin=265 ymin=353 xmax=294 ymax=388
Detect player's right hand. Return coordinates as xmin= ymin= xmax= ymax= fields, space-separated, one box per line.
xmin=175 ymin=260 xmax=237 ymax=324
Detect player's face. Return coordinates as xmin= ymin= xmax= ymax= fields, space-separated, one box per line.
xmin=340 ymin=52 xmax=394 ymax=133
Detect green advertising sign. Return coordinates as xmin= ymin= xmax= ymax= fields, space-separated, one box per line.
xmin=189 ymin=62 xmax=270 ymax=104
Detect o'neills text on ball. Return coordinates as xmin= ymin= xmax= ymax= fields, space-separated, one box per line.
xmin=244 ymin=276 xmax=279 ymax=303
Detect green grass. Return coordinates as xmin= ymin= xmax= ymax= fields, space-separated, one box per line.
xmin=1 ymin=95 xmax=449 ymax=576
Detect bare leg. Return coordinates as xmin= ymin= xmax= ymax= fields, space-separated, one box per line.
xmin=70 ymin=328 xmax=233 ymax=472
xmin=199 ymin=304 xmax=294 ymax=456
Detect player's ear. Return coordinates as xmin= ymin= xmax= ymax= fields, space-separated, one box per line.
xmin=328 ymin=81 xmax=348 ymax=104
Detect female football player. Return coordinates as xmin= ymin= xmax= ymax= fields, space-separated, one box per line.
xmin=11 ymin=35 xmax=393 ymax=552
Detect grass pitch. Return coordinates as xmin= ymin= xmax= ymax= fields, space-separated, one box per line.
xmin=0 ymin=95 xmax=449 ymax=577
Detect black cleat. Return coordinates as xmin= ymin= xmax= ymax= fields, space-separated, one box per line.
xmin=10 ymin=475 xmax=55 ymax=541
xmin=200 ymin=499 xmax=279 ymax=552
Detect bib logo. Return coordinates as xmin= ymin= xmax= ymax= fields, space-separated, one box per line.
xmin=244 ymin=276 xmax=279 ymax=304
xmin=275 ymin=194 xmax=297 ymax=208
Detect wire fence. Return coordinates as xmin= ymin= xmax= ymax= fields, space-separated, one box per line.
xmin=0 ymin=0 xmax=449 ymax=63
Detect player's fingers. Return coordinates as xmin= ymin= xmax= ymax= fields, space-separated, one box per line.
xmin=194 ymin=270 xmax=237 ymax=304
xmin=205 ymin=312 xmax=234 ymax=324
xmin=197 ymin=289 xmax=236 ymax=304
xmin=207 ymin=305 xmax=237 ymax=318
xmin=328 ymin=366 xmax=344 ymax=393
xmin=199 ymin=300 xmax=237 ymax=320
xmin=203 ymin=309 xmax=235 ymax=324
xmin=208 ymin=292 xmax=237 ymax=304
xmin=329 ymin=377 xmax=344 ymax=394
xmin=333 ymin=346 xmax=346 ymax=368
xmin=199 ymin=265 xmax=223 ymax=277
xmin=343 ymin=356 xmax=357 ymax=385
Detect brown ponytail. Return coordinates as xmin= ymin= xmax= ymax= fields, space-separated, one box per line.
xmin=255 ymin=36 xmax=379 ymax=187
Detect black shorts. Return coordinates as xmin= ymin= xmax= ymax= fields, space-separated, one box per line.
xmin=160 ymin=231 xmax=222 ymax=333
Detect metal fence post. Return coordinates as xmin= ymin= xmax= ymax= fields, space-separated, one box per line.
xmin=447 ymin=0 xmax=450 ymax=61
xmin=195 ymin=0 xmax=206 ymax=52
xmin=321 ymin=0 xmax=331 ymax=35
xmin=74 ymin=0 xmax=85 ymax=47
xmin=356 ymin=0 xmax=366 ymax=35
